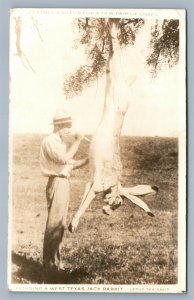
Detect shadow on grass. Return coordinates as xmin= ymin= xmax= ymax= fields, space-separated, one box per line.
xmin=12 ymin=252 xmax=89 ymax=284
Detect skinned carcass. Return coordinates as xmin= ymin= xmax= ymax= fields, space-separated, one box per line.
xmin=69 ymin=23 xmax=158 ymax=233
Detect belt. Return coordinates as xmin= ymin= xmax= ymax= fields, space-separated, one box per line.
xmin=49 ymin=175 xmax=69 ymax=179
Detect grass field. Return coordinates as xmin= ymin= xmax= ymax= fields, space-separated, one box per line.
xmin=10 ymin=134 xmax=178 ymax=284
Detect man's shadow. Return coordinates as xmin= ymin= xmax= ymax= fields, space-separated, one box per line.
xmin=12 ymin=251 xmax=89 ymax=284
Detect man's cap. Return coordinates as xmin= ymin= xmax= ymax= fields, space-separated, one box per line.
xmin=51 ymin=109 xmax=72 ymax=125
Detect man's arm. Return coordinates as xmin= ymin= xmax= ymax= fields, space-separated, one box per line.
xmin=73 ymin=157 xmax=89 ymax=169
xmin=65 ymin=134 xmax=85 ymax=161
xmin=42 ymin=134 xmax=86 ymax=165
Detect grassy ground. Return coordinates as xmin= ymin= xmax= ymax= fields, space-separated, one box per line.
xmin=10 ymin=134 xmax=178 ymax=284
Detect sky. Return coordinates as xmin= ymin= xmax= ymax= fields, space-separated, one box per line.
xmin=9 ymin=10 xmax=185 ymax=137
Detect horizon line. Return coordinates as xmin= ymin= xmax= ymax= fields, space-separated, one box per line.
xmin=11 ymin=132 xmax=179 ymax=138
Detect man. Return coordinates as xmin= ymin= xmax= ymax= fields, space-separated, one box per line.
xmin=40 ymin=109 xmax=88 ymax=270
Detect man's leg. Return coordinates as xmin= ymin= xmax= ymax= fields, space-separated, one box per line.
xmin=43 ymin=177 xmax=70 ymax=269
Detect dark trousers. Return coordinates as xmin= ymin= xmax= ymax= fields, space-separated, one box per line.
xmin=43 ymin=176 xmax=70 ymax=269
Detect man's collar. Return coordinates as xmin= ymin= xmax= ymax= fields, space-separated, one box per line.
xmin=53 ymin=132 xmax=61 ymax=142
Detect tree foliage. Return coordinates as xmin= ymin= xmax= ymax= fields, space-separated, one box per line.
xmin=63 ymin=18 xmax=179 ymax=98
xmin=63 ymin=18 xmax=144 ymax=98
xmin=147 ymin=19 xmax=179 ymax=77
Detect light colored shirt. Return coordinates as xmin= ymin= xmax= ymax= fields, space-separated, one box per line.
xmin=40 ymin=133 xmax=74 ymax=177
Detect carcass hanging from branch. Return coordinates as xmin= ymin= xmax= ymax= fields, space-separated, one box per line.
xmin=63 ymin=18 xmax=179 ymax=232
